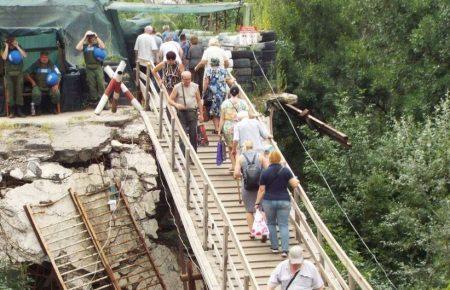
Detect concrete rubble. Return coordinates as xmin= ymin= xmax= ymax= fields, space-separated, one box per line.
xmin=0 ymin=108 xmax=182 ymax=288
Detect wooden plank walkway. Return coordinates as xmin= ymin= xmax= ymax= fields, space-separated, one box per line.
xmin=135 ymin=59 xmax=373 ymax=290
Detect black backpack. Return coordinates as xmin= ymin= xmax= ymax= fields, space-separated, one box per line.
xmin=242 ymin=152 xmax=262 ymax=190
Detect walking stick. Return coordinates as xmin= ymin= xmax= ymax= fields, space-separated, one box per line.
xmin=237 ymin=178 xmax=242 ymax=204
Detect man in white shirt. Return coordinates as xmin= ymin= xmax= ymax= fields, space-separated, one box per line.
xmin=194 ymin=37 xmax=229 ymax=72
xmin=159 ymin=33 xmax=183 ymax=64
xmin=134 ymin=25 xmax=158 ymax=66
xmin=168 ymin=71 xmax=203 ymax=153
xmin=268 ymin=246 xmax=324 ymax=290
xmin=233 ymin=110 xmax=272 ymax=155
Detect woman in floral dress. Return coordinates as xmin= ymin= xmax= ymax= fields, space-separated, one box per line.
xmin=203 ymin=58 xmax=233 ymax=133
xmin=218 ymin=85 xmax=248 ymax=171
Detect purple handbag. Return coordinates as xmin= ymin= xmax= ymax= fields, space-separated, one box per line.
xmin=216 ymin=137 xmax=227 ymax=165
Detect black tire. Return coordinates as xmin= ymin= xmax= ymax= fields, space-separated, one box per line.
xmin=232 ymin=58 xmax=251 ymax=68
xmin=260 ymin=31 xmax=276 ymax=42
xmin=252 ymin=67 xmax=269 ymax=76
xmin=236 ymin=75 xmax=252 ymax=83
xmin=261 ymin=41 xmax=276 ymax=51
xmin=261 ymin=50 xmax=276 ymax=62
xmin=240 ymin=83 xmax=253 ymax=93
xmin=233 ymin=68 xmax=252 ymax=76
xmin=231 ymin=50 xmax=253 ymax=59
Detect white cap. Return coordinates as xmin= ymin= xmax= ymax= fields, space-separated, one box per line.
xmin=288 ymin=245 xmax=304 ymax=264
xmin=86 ymin=30 xmax=95 ymax=36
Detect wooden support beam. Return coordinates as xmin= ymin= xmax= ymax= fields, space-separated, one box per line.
xmin=171 ymin=117 xmax=176 ymax=170
xmin=159 ymin=91 xmax=164 ymax=138
xmin=202 ymin=183 xmax=209 ymax=250
xmin=144 ymin=63 xmax=151 ymax=111
xmin=180 ymin=273 xmax=203 ymax=282
xmin=222 ymin=225 xmax=229 ymax=290
xmin=185 ymin=147 xmax=191 ymax=210
xmin=187 ymin=261 xmax=196 ymax=290
xmin=244 ymin=275 xmax=250 ymax=290
xmin=284 ymin=103 xmax=351 ymax=148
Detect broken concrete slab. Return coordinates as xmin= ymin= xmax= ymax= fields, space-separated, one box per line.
xmin=51 ymin=125 xmax=113 ymax=164
xmin=117 ymin=119 xmax=146 ymax=142
xmin=111 ymin=140 xmax=136 ymax=152
xmin=120 ymin=148 xmax=157 ymax=179
xmin=0 ymin=127 xmax=53 ymax=163
xmin=90 ymin=111 xmax=137 ymax=127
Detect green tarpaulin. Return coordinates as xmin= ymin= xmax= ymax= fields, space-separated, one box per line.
xmin=106 ymin=1 xmax=242 ymax=14
xmin=0 ymin=0 xmax=126 ymax=68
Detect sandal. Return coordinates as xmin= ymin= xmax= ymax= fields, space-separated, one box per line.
xmin=249 ymin=234 xmax=255 ymax=240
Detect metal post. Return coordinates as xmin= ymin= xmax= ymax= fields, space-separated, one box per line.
xmin=144 ymin=63 xmax=151 ymax=110
xmin=185 ymin=147 xmax=191 ymax=210
xmin=349 ymin=275 xmax=356 ymax=290
xmin=203 ymin=183 xmax=209 ymax=250
xmin=243 ymin=275 xmax=250 ymax=290
xmin=171 ymin=117 xmax=176 ymax=170
xmin=222 ymin=225 xmax=229 ymax=290
xmin=159 ymin=91 xmax=164 ymax=138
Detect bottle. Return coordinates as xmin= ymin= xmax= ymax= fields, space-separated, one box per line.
xmin=31 ymin=102 xmax=35 ymax=116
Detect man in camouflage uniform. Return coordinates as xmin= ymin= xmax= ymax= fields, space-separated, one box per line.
xmin=25 ymin=51 xmax=61 ymax=115
xmin=76 ymin=30 xmax=106 ymax=104
xmin=1 ymin=36 xmax=27 ymax=118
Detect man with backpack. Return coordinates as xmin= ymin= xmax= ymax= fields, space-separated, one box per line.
xmin=234 ymin=140 xmax=269 ymax=240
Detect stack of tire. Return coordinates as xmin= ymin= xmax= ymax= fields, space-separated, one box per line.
xmin=231 ymin=31 xmax=276 ymax=94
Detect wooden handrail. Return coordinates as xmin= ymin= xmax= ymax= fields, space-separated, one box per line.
xmin=233 ymin=81 xmax=372 ymax=290
xmin=138 ymin=59 xmax=260 ymax=289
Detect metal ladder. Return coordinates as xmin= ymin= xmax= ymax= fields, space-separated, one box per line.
xmin=25 ymin=184 xmax=166 ymax=290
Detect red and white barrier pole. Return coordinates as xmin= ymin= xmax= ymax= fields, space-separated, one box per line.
xmin=94 ymin=60 xmax=127 ymax=115
xmin=104 ymin=65 xmax=144 ymax=112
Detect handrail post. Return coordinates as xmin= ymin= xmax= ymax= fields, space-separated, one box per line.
xmin=171 ymin=117 xmax=176 ymax=170
xmin=244 ymin=275 xmax=249 ymax=290
xmin=185 ymin=147 xmax=191 ymax=210
xmin=294 ymin=188 xmax=301 ymax=241
xmin=144 ymin=63 xmax=151 ymax=110
xmin=349 ymin=275 xmax=356 ymax=290
xmin=135 ymin=60 xmax=139 ymax=86
xmin=202 ymin=183 xmax=209 ymax=250
xmin=158 ymin=91 xmax=163 ymax=138
xmin=222 ymin=225 xmax=229 ymax=290
xmin=317 ymin=230 xmax=324 ymax=266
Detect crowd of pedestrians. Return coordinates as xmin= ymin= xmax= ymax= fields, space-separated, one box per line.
xmin=135 ymin=25 xmax=324 ymax=290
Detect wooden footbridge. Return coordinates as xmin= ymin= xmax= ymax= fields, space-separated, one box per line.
xmin=134 ymin=60 xmax=373 ymax=290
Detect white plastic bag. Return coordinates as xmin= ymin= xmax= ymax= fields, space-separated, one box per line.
xmin=251 ymin=210 xmax=269 ymax=238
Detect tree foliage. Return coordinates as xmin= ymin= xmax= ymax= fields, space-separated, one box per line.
xmin=251 ymin=0 xmax=449 ymax=288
